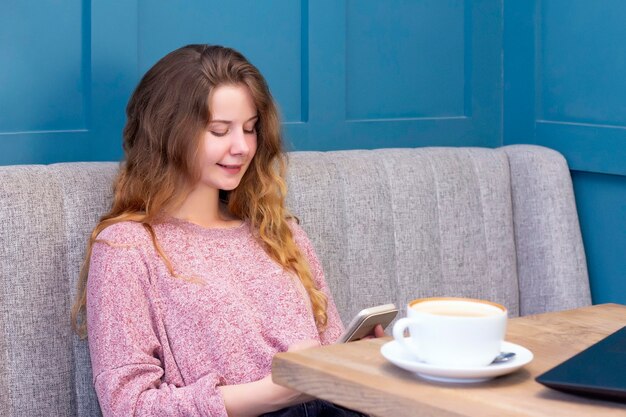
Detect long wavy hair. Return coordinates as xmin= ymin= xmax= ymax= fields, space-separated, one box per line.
xmin=71 ymin=44 xmax=328 ymax=337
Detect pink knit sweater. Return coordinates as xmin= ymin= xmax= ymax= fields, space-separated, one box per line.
xmin=86 ymin=217 xmax=344 ymax=417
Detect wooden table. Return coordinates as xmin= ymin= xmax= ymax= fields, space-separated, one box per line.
xmin=272 ymin=303 xmax=626 ymax=417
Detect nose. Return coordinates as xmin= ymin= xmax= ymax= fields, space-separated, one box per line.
xmin=230 ymin=127 xmax=250 ymax=156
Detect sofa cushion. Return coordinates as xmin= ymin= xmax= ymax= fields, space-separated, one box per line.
xmin=285 ymin=147 xmax=520 ymax=326
xmin=0 ymin=165 xmax=79 ymax=416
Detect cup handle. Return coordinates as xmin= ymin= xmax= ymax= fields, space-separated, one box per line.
xmin=392 ymin=317 xmax=421 ymax=355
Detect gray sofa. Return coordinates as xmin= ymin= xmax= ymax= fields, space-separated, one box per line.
xmin=0 ymin=145 xmax=590 ymax=416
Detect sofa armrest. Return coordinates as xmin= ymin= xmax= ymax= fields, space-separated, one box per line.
xmin=504 ymin=145 xmax=591 ymax=315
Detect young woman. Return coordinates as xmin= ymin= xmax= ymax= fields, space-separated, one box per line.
xmin=71 ymin=44 xmax=380 ymax=417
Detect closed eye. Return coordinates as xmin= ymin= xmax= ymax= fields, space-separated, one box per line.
xmin=244 ymin=119 xmax=259 ymax=135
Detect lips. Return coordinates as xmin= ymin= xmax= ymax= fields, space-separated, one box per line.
xmin=217 ymin=163 xmax=243 ymax=174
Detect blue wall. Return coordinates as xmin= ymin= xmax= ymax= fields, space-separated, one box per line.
xmin=1 ymin=1 xmax=624 ymax=304
xmin=0 ymin=0 xmax=502 ymax=161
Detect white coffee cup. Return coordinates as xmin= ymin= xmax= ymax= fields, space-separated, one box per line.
xmin=392 ymin=297 xmax=507 ymax=367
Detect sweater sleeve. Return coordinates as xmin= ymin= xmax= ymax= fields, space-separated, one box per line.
xmin=86 ymin=239 xmax=228 ymax=417
xmin=290 ymin=223 xmax=345 ymax=345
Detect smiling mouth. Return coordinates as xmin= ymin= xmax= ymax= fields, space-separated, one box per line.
xmin=217 ymin=163 xmax=244 ymax=175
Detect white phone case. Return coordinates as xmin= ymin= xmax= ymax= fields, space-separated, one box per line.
xmin=338 ymin=303 xmax=398 ymax=343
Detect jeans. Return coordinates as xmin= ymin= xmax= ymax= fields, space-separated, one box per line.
xmin=259 ymin=399 xmax=369 ymax=417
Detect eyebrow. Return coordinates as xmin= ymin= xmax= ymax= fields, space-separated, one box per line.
xmin=209 ymin=115 xmax=259 ymax=124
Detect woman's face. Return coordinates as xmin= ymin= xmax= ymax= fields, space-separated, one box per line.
xmin=196 ymin=83 xmax=258 ymax=192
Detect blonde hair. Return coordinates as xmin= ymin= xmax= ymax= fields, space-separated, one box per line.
xmin=71 ymin=45 xmax=328 ymax=337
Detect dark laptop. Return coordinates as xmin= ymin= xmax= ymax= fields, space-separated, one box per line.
xmin=536 ymin=326 xmax=626 ymax=402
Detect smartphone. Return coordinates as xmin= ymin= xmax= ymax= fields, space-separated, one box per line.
xmin=338 ymin=303 xmax=398 ymax=343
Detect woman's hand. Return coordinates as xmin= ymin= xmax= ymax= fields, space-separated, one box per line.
xmin=373 ymin=323 xmax=386 ymax=338
xmin=220 ymin=339 xmax=319 ymax=417
xmin=358 ymin=324 xmax=387 ymax=340
xmin=253 ymin=339 xmax=318 ymax=413
xmin=272 ymin=338 xmax=319 ymax=403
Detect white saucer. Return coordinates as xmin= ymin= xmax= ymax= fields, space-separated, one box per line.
xmin=380 ymin=339 xmax=533 ymax=383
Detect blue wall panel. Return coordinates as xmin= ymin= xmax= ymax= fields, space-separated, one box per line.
xmin=137 ymin=0 xmax=305 ymax=124
xmin=0 ymin=0 xmax=92 ymax=164
xmin=536 ymin=0 xmax=626 ymax=177
xmin=345 ymin=0 xmax=466 ymax=120
xmin=300 ymin=0 xmax=502 ymax=151
xmin=571 ymin=171 xmax=626 ymax=305
xmin=0 ymin=0 xmax=87 ymax=133
xmin=540 ymin=1 xmax=626 ymax=126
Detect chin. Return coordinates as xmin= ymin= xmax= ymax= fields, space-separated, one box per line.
xmin=218 ymin=181 xmax=244 ymax=191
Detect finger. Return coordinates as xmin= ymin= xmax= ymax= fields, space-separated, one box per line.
xmin=374 ymin=324 xmax=386 ymax=338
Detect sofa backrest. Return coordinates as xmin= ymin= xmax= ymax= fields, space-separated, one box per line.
xmin=0 ymin=145 xmax=590 ymax=416
xmin=0 ymin=163 xmax=116 ymax=417
xmin=285 ymin=146 xmax=591 ymax=325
